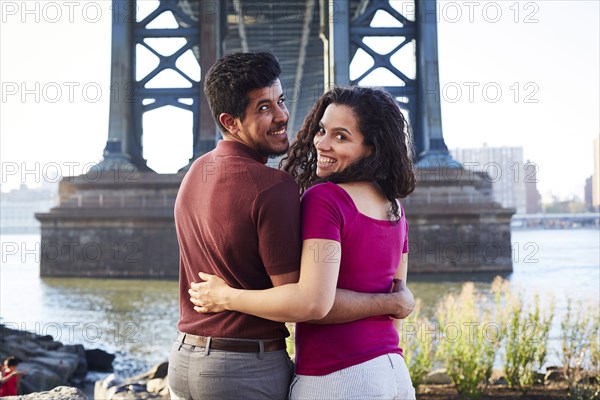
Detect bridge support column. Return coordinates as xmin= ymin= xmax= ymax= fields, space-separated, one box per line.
xmin=95 ymin=0 xmax=145 ymax=172
xmin=37 ymin=0 xmax=223 ymax=277
xmin=326 ymin=0 xmax=515 ymax=273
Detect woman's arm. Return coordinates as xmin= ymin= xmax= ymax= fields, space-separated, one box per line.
xmin=293 ymin=215 xmax=413 ymax=324
xmin=190 ymin=239 xmax=342 ymax=322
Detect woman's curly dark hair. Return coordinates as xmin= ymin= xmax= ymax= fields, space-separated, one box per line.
xmin=281 ymin=86 xmax=416 ymax=222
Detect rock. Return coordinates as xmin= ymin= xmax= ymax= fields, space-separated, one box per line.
xmin=128 ymin=383 xmax=148 ymax=393
xmin=534 ymin=371 xmax=546 ymax=384
xmin=59 ymin=344 xmax=88 ymax=379
xmin=35 ymin=336 xmax=63 ymax=351
xmin=423 ymin=368 xmax=453 ymax=385
xmin=577 ymin=372 xmax=599 ymax=385
xmin=95 ymin=379 xmax=165 ymax=399
xmin=95 ymin=362 xmax=171 ymax=399
xmin=148 ymin=362 xmax=168 ymax=379
xmin=158 ymin=385 xmax=170 ymax=397
xmin=1 ymin=336 xmax=47 ymax=360
xmin=147 ymin=378 xmax=167 ymax=393
xmin=490 ymin=376 xmax=509 ymax=386
xmin=121 ymin=361 xmax=169 ymax=383
xmin=545 ymin=366 xmax=565 ymax=382
xmin=1 ymin=386 xmax=87 ymax=399
xmin=488 ymin=368 xmax=508 ymax=385
xmin=95 ymin=378 xmax=112 ymax=399
xmin=86 ymin=348 xmax=115 ymax=371
xmin=28 ymin=351 xmax=81 ymax=382
xmin=102 ymin=373 xmax=123 ymax=389
xmin=2 ymin=348 xmax=77 ymax=393
xmin=0 ymin=324 xmax=95 ymax=394
xmin=17 ymin=362 xmax=63 ymax=395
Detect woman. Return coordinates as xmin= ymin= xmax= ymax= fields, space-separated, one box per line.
xmin=0 ymin=357 xmax=23 ymax=397
xmin=191 ymin=86 xmax=417 ymax=399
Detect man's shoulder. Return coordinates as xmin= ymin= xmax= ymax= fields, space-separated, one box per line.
xmin=248 ymin=164 xmax=298 ymax=190
xmin=185 ymin=150 xmax=216 ymax=170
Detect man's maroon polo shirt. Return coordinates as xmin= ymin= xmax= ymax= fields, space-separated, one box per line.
xmin=175 ymin=140 xmax=301 ymax=339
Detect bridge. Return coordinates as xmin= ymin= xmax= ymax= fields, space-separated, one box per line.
xmin=511 ymin=213 xmax=600 ymax=229
xmin=36 ymin=0 xmax=515 ymax=277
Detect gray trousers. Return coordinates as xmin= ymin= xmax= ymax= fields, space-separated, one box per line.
xmin=168 ymin=340 xmax=294 ymax=400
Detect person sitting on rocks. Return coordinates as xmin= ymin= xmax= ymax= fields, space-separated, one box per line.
xmin=0 ymin=356 xmax=24 ymax=396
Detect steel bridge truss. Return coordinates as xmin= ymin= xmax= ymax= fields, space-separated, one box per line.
xmin=98 ymin=0 xmax=456 ymax=171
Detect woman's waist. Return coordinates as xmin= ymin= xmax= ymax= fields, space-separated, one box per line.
xmin=294 ymin=322 xmax=402 ymax=375
xmin=295 ymin=319 xmax=398 ymax=351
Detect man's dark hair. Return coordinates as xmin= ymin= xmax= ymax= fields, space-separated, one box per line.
xmin=4 ymin=356 xmax=20 ymax=367
xmin=203 ymin=52 xmax=282 ymax=134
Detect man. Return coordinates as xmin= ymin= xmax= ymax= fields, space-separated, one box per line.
xmin=169 ymin=52 xmax=413 ymax=400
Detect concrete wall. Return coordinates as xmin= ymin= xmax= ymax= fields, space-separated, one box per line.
xmin=37 ymin=173 xmax=181 ymax=278
xmin=38 ymin=216 xmax=178 ymax=278
xmin=37 ymin=170 xmax=515 ymax=277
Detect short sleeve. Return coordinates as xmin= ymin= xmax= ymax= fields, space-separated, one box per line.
xmin=254 ymin=178 xmax=301 ymax=275
xmin=301 ymin=183 xmax=344 ymax=242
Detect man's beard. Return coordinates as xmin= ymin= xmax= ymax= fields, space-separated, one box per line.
xmin=257 ymin=142 xmax=289 ymax=160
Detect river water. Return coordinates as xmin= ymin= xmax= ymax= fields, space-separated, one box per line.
xmin=1 ymin=228 xmax=598 ymax=377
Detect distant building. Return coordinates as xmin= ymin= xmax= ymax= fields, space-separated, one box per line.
xmin=0 ymin=184 xmax=57 ymax=234
xmin=524 ymin=160 xmax=541 ymax=213
xmin=450 ymin=145 xmax=529 ymax=214
xmin=585 ymin=176 xmax=594 ymax=212
xmin=593 ymin=136 xmax=600 ymax=212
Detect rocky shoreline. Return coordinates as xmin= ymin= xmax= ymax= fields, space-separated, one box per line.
xmin=3 ymin=323 xmax=591 ymax=399
xmin=0 ymin=324 xmax=168 ymax=399
xmin=93 ymin=362 xmax=169 ymax=399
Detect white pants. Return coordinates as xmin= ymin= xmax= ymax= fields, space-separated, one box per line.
xmin=289 ymin=353 xmax=416 ymax=400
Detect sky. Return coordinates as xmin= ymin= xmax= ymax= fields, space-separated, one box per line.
xmin=0 ymin=0 xmax=599 ymax=202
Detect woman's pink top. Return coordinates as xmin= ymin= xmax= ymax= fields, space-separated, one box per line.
xmin=295 ymin=182 xmax=409 ymax=376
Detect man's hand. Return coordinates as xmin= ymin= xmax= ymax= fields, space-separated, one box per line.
xmin=189 ymin=272 xmax=233 ymax=313
xmin=389 ymin=278 xmax=415 ymax=319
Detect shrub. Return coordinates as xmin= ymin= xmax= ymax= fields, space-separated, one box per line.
xmin=399 ymin=299 xmax=437 ymax=389
xmin=435 ymin=282 xmax=502 ymax=399
xmin=561 ymin=299 xmax=600 ymax=400
xmin=503 ymin=293 xmax=554 ymax=393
